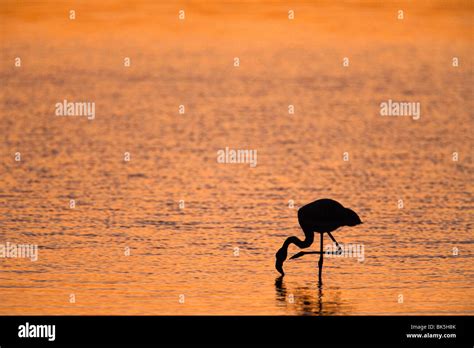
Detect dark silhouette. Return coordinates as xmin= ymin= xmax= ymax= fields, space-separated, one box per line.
xmin=275 ymin=198 xmax=362 ymax=279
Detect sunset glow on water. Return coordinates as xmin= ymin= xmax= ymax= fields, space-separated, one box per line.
xmin=0 ymin=0 xmax=472 ymax=315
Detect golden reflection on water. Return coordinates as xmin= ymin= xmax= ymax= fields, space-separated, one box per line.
xmin=0 ymin=1 xmax=473 ymax=315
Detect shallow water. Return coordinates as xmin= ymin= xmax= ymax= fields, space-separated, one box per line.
xmin=0 ymin=1 xmax=473 ymax=315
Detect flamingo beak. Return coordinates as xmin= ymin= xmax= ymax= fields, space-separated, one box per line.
xmin=275 ymin=260 xmax=285 ymax=276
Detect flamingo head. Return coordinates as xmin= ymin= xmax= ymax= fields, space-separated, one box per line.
xmin=275 ymin=248 xmax=287 ymax=276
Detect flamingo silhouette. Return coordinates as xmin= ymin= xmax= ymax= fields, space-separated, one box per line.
xmin=275 ymin=198 xmax=362 ymax=278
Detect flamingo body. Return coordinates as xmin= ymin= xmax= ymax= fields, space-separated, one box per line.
xmin=275 ymin=198 xmax=362 ymax=276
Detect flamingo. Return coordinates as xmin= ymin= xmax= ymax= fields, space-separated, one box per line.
xmin=275 ymin=198 xmax=362 ymax=278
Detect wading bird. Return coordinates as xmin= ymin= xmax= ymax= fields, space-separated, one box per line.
xmin=275 ymin=198 xmax=362 ymax=279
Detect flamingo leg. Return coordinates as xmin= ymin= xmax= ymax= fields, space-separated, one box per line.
xmin=289 ymin=232 xmax=343 ymax=260
xmin=318 ymin=232 xmax=324 ymax=282
xmin=327 ymin=232 xmax=343 ymax=254
xmin=289 ymin=250 xmax=340 ymax=260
